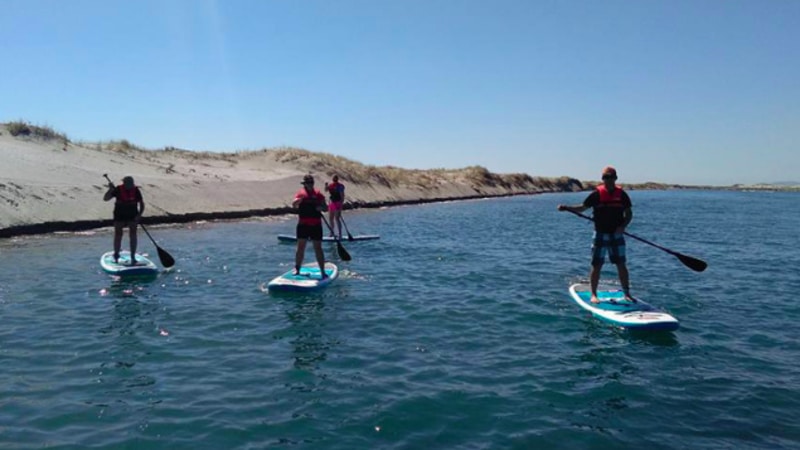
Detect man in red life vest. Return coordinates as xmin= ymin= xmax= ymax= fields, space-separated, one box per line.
xmin=103 ymin=175 xmax=145 ymax=265
xmin=292 ymin=174 xmax=329 ymax=278
xmin=324 ymin=174 xmax=346 ymax=239
xmin=558 ymin=166 xmax=634 ymax=303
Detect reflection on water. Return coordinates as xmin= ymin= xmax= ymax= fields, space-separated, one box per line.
xmin=283 ymin=295 xmax=336 ymax=372
xmin=89 ymin=278 xmax=162 ymax=420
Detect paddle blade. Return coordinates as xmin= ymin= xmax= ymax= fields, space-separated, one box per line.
xmin=347 ymin=232 xmax=354 ymax=242
xmin=157 ymin=246 xmax=176 ymax=268
xmin=336 ymin=241 xmax=352 ymax=261
xmin=676 ymin=252 xmax=707 ymax=272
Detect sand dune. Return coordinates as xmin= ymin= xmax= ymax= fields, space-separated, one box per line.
xmin=0 ymin=123 xmax=581 ymax=237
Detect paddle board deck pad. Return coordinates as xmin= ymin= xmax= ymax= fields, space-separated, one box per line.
xmin=100 ymin=251 xmax=159 ymax=277
xmin=267 ymin=262 xmax=339 ymax=292
xmin=569 ymin=283 xmax=679 ymax=331
xmin=277 ymin=234 xmax=379 ymax=242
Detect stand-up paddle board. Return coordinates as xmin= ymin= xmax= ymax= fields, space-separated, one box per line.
xmin=100 ymin=251 xmax=159 ymax=277
xmin=569 ymin=283 xmax=679 ymax=331
xmin=267 ymin=262 xmax=339 ymax=292
xmin=277 ymin=234 xmax=379 ymax=242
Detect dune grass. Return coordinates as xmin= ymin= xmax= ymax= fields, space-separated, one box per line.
xmin=5 ymin=120 xmax=68 ymax=141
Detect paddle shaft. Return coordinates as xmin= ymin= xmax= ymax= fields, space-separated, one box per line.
xmin=321 ymin=214 xmax=352 ymax=261
xmin=566 ymin=210 xmax=707 ymax=272
xmin=339 ymin=211 xmax=354 ymax=241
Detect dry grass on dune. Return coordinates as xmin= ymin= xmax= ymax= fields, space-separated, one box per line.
xmin=267 ymin=148 xmax=581 ymax=192
xmin=2 ymin=120 xmax=578 ymax=193
xmin=5 ymin=120 xmax=68 ymax=142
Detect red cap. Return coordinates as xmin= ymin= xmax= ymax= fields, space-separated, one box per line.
xmin=602 ymin=166 xmax=617 ymax=177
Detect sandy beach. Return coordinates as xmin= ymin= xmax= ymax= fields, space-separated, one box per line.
xmin=0 ymin=123 xmax=581 ymax=237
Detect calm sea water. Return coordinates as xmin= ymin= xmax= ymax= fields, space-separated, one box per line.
xmin=1 ymin=190 xmax=799 ymax=449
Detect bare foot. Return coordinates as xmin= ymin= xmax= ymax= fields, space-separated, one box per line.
xmin=625 ymin=294 xmax=637 ymax=303
xmin=590 ymin=295 xmax=600 ymax=304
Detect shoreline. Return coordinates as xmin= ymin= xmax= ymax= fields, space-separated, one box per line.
xmin=1 ymin=122 xmax=581 ymax=239
xmin=3 ymin=122 xmax=796 ymax=239
xmin=0 ymin=191 xmax=537 ymax=239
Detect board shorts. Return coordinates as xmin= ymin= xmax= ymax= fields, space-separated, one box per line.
xmin=296 ymin=223 xmax=323 ymax=241
xmin=591 ymin=232 xmax=626 ymax=266
xmin=113 ymin=204 xmax=138 ymax=223
xmin=329 ymin=201 xmax=344 ymax=213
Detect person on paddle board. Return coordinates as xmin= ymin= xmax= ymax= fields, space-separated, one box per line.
xmin=557 ymin=166 xmax=634 ymax=303
xmin=324 ymin=174 xmax=346 ymax=240
xmin=103 ymin=176 xmax=145 ymax=265
xmin=292 ymin=174 xmax=329 ymax=278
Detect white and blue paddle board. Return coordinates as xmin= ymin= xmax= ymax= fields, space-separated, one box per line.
xmin=569 ymin=283 xmax=679 ymax=331
xmin=267 ymin=262 xmax=339 ymax=292
xmin=277 ymin=234 xmax=379 ymax=242
xmin=100 ymin=251 xmax=159 ymax=277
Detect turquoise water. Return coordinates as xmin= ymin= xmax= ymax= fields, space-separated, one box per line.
xmin=1 ymin=190 xmax=799 ymax=449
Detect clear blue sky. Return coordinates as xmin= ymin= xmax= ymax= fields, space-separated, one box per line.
xmin=2 ymin=0 xmax=798 ymax=185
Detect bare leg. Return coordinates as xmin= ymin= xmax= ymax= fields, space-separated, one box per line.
xmin=113 ymin=223 xmax=124 ymax=262
xmin=295 ymin=239 xmax=307 ymax=274
xmin=617 ymin=263 xmax=635 ymax=301
xmin=129 ymin=223 xmax=138 ymax=264
xmin=313 ymin=241 xmax=327 ymax=278
xmin=328 ymin=210 xmax=335 ymax=237
xmin=590 ymin=264 xmax=602 ymax=303
xmin=335 ymin=211 xmax=342 ymax=239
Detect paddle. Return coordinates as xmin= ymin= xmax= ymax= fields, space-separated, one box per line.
xmin=339 ymin=212 xmax=355 ymax=241
xmin=139 ymin=224 xmax=176 ymax=268
xmin=103 ymin=174 xmax=176 ymax=268
xmin=566 ymin=210 xmax=707 ymax=272
xmin=321 ymin=215 xmax=351 ymax=261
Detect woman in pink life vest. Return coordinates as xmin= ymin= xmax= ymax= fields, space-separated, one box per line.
xmin=325 ymin=174 xmax=346 ymax=239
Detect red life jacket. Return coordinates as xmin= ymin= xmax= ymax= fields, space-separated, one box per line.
xmin=596 ymin=184 xmax=624 ymax=208
xmin=295 ymin=188 xmax=323 ymax=225
xmin=117 ymin=184 xmax=138 ymax=204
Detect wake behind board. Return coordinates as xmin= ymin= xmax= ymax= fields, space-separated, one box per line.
xmin=277 ymin=234 xmax=379 ymax=242
xmin=100 ymin=251 xmax=159 ymax=277
xmin=569 ymin=283 xmax=679 ymax=331
xmin=267 ymin=262 xmax=339 ymax=292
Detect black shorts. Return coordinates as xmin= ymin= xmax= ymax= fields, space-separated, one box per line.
xmin=296 ymin=223 xmax=323 ymax=241
xmin=113 ymin=204 xmax=138 ymax=222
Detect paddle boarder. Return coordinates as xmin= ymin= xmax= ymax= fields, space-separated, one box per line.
xmin=293 ymin=174 xmax=329 ymax=279
xmin=103 ymin=175 xmax=145 ymax=265
xmin=324 ymin=174 xmax=346 ymax=240
xmin=557 ymin=166 xmax=634 ymax=303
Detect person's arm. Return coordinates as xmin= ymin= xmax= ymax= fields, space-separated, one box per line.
xmin=292 ymin=191 xmax=304 ymax=209
xmin=340 ymin=185 xmax=345 ymax=203
xmin=558 ymin=191 xmax=595 ymax=213
xmin=557 ymin=203 xmax=589 ymax=213
xmin=317 ymin=193 xmax=328 ymax=212
xmin=136 ymin=189 xmax=145 ymax=219
xmin=103 ymin=185 xmax=116 ymax=202
xmin=618 ymin=193 xmax=632 ymax=232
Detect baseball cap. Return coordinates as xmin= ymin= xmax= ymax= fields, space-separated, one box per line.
xmin=302 ymin=174 xmax=314 ymax=184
